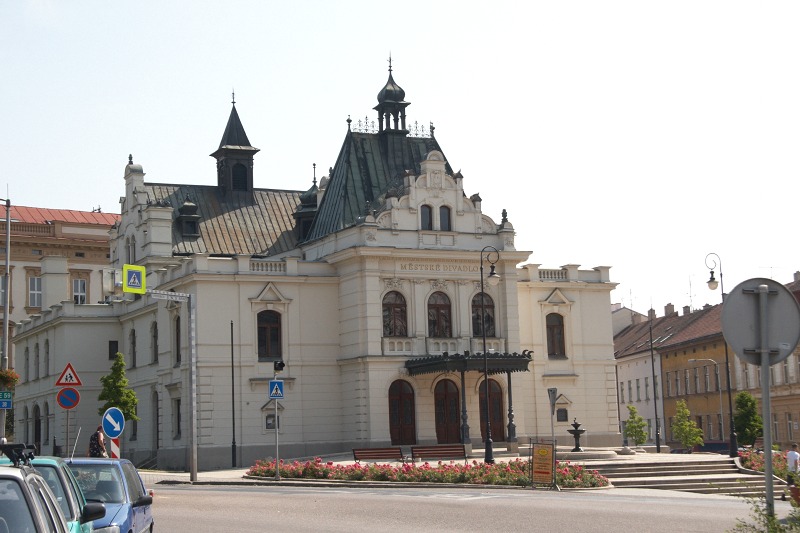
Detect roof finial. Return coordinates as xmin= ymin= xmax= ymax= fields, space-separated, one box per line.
xmin=128 ymin=154 xmax=133 ymax=165
xmin=232 ymin=89 xmax=236 ymax=105
xmin=388 ymin=53 xmax=392 ymax=72
xmin=313 ymin=163 xmax=317 ymax=186
xmin=347 ymin=115 xmax=352 ymax=131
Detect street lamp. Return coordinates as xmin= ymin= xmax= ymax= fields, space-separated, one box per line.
xmin=705 ymin=252 xmax=738 ymax=457
xmin=648 ymin=316 xmax=661 ymax=452
xmin=479 ymin=245 xmax=500 ymax=464
xmin=0 ymin=199 xmax=10 ymax=440
xmin=688 ymin=358 xmax=724 ymax=443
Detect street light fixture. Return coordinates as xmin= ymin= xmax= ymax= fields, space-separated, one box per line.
xmin=0 ymin=199 xmax=10 ymax=440
xmin=688 ymin=358 xmax=724 ymax=443
xmin=705 ymin=252 xmax=738 ymax=457
xmin=479 ymin=245 xmax=500 ymax=464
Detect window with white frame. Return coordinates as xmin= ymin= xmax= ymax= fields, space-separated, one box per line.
xmin=704 ymin=366 xmax=710 ymax=392
xmin=619 ymin=382 xmax=624 ymax=403
xmin=636 ymin=379 xmax=641 ymax=401
xmin=773 ymin=413 xmax=780 ymax=441
xmin=628 ymin=381 xmax=632 ymax=402
xmin=72 ymin=278 xmax=87 ymax=304
xmin=645 ymin=376 xmax=650 ymax=400
xmin=28 ymin=275 xmax=42 ymax=307
xmin=666 ymin=372 xmax=672 ymax=397
xmin=784 ymin=359 xmax=790 ymax=385
xmin=694 ymin=368 xmax=700 ymax=393
xmin=685 ymin=370 xmax=690 ymax=395
xmin=707 ymin=415 xmax=713 ymax=439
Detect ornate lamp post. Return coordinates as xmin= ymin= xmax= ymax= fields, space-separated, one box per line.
xmin=705 ymin=252 xmax=738 ymax=457
xmin=479 ymin=246 xmax=500 ymax=464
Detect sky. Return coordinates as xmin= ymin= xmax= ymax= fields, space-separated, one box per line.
xmin=2 ymin=1 xmax=798 ymax=316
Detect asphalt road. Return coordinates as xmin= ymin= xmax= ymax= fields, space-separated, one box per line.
xmin=151 ymin=484 xmax=794 ymax=532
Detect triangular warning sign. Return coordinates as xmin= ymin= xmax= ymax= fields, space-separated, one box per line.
xmin=270 ymin=383 xmax=283 ymax=398
xmin=128 ymin=272 xmax=141 ymax=288
xmin=56 ymin=363 xmax=82 ymax=387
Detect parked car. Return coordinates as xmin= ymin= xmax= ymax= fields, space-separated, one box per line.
xmin=0 ymin=452 xmax=105 ymax=533
xmin=66 ymin=458 xmax=154 ymax=533
xmin=0 ymin=442 xmax=71 ymax=532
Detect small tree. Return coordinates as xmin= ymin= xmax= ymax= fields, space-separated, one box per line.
xmin=623 ymin=405 xmax=649 ymax=446
xmin=734 ymin=391 xmax=763 ymax=446
xmin=98 ymin=352 xmax=139 ymax=421
xmin=673 ymin=399 xmax=704 ymax=451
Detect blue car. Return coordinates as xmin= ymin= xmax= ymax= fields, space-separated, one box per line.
xmin=66 ymin=458 xmax=154 ymax=533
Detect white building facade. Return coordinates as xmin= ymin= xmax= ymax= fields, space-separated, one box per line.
xmin=13 ymin=69 xmax=620 ymax=469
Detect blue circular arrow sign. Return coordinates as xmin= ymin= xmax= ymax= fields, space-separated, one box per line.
xmin=102 ymin=407 xmax=125 ymax=438
xmin=56 ymin=387 xmax=80 ymax=410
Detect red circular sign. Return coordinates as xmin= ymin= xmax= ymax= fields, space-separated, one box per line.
xmin=57 ymin=387 xmax=80 ymax=410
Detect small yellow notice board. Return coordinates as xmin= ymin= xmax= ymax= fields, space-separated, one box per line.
xmin=532 ymin=442 xmax=555 ymax=485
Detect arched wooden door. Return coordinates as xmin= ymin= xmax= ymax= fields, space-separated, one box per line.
xmin=479 ymin=379 xmax=505 ymax=442
xmin=434 ymin=379 xmax=461 ymax=444
xmin=389 ymin=380 xmax=416 ymax=445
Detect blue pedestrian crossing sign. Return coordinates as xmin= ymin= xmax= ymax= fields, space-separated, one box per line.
xmin=269 ymin=380 xmax=284 ymax=399
xmin=123 ymin=264 xmax=146 ymax=294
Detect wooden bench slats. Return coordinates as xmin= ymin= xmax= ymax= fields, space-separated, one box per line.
xmin=411 ymin=444 xmax=468 ymax=463
xmin=352 ymin=447 xmax=405 ymax=463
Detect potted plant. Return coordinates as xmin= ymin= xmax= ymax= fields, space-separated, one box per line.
xmin=0 ymin=368 xmax=20 ymax=389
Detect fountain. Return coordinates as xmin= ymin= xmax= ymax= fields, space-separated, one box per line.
xmin=567 ymin=418 xmax=585 ymax=452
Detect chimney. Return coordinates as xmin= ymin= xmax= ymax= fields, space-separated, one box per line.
xmin=683 ymin=305 xmax=691 ymax=316
xmin=648 ymin=308 xmax=656 ymax=320
xmin=795 ymin=271 xmax=800 ymax=282
xmin=664 ymin=303 xmax=675 ymax=316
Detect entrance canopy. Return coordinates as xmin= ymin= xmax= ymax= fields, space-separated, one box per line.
xmin=404 ymin=350 xmax=533 ymax=376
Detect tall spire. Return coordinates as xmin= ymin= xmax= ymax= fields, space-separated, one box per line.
xmin=210 ymin=98 xmax=259 ymax=193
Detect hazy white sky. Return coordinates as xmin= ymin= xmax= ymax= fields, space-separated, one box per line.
xmin=2 ymin=1 xmax=798 ymax=315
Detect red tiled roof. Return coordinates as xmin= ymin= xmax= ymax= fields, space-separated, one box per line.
xmin=0 ymin=205 xmax=119 ymax=226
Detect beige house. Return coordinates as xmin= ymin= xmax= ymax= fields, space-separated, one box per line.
xmin=0 ymin=205 xmax=118 ymax=447
xmin=13 ymin=68 xmax=620 ymax=469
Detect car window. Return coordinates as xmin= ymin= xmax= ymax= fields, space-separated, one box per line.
xmin=122 ymin=463 xmax=145 ymax=501
xmin=64 ymin=466 xmax=86 ymax=507
xmin=35 ymin=465 xmax=74 ymax=520
xmin=0 ymin=478 xmax=37 ymax=533
xmin=31 ymin=476 xmax=68 ymax=533
xmin=70 ymin=464 xmax=126 ymax=504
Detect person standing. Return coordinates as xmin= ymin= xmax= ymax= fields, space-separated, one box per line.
xmin=788 ymin=443 xmax=800 ymax=486
xmin=87 ymin=425 xmax=107 ymax=457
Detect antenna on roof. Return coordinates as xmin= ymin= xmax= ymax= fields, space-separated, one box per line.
xmin=388 ymin=53 xmax=392 ymax=72
xmin=232 ymin=89 xmax=236 ymax=105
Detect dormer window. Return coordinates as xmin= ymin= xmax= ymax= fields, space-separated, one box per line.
xmin=183 ymin=220 xmax=199 ymax=236
xmin=176 ymin=196 xmax=202 ymax=238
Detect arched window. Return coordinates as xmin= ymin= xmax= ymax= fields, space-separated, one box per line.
xmin=471 ymin=293 xmax=495 ymax=337
xmin=174 ymin=315 xmax=182 ymax=366
xmin=427 ymin=292 xmax=452 ymax=338
xmin=34 ymin=344 xmax=39 ymax=380
xmin=129 ymin=328 xmax=137 ymax=368
xmin=382 ymin=292 xmax=407 ymax=337
xmin=439 ymin=206 xmax=451 ymax=231
xmin=257 ymin=310 xmax=282 ymax=361
xmin=420 ymin=205 xmax=433 ymax=231
xmin=546 ymin=313 xmax=566 ymax=358
xmin=232 ymin=163 xmax=247 ymax=190
xmin=23 ymin=348 xmax=29 ymax=382
xmin=151 ymin=321 xmax=159 ymax=364
xmin=43 ymin=340 xmax=49 ymax=377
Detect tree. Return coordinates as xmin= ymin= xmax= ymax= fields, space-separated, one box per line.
xmin=673 ymin=399 xmax=704 ymax=451
xmin=623 ymin=405 xmax=649 ymax=446
xmin=97 ymin=352 xmax=139 ymax=421
xmin=734 ymin=390 xmax=763 ymax=446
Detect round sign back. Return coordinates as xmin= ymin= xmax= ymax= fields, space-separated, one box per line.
xmin=721 ymin=277 xmax=800 ymax=366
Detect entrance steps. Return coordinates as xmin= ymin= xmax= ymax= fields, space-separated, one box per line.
xmin=584 ymin=456 xmax=787 ymax=498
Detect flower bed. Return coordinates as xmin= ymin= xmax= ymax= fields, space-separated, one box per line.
xmin=739 ymin=449 xmax=789 ymax=480
xmin=246 ymin=457 xmax=609 ymax=488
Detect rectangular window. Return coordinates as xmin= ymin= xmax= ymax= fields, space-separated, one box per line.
xmin=718 ymin=413 xmax=723 ymax=440
xmin=773 ymin=413 xmax=780 ymax=441
xmin=666 ymin=372 xmax=671 ymax=397
xmin=73 ymin=279 xmax=87 ymax=304
xmin=636 ymin=379 xmax=641 ymax=401
xmin=707 ymin=415 xmax=713 ymax=439
xmin=716 ymin=365 xmax=721 ymax=391
xmin=743 ymin=363 xmax=750 ymax=389
xmin=770 ymin=366 xmax=775 ymax=386
xmin=675 ymin=373 xmax=680 ymax=396
xmin=628 ymin=381 xmax=632 ymax=402
xmin=108 ymin=340 xmax=118 ymax=360
xmin=0 ymin=276 xmax=5 ymax=306
xmin=784 ymin=359 xmax=790 ymax=384
xmin=788 ymin=413 xmax=794 ymax=442
xmin=668 ymin=417 xmax=674 ymax=441
xmin=694 ymin=368 xmax=700 ymax=393
xmin=704 ymin=367 xmax=710 ymax=392
xmin=685 ymin=370 xmax=690 ymax=395
xmin=645 ymin=377 xmax=650 ymax=400
xmin=654 ymin=376 xmax=659 ymax=400
xmin=28 ymin=276 xmax=42 ymax=307
xmin=619 ymin=383 xmax=624 ymax=403
xmin=647 ymin=419 xmax=652 ymax=441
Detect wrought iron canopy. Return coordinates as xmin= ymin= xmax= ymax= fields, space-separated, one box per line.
xmin=404 ymin=350 xmax=533 ymax=376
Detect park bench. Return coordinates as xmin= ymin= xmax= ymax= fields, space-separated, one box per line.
xmin=410 ymin=444 xmax=468 ymax=464
xmin=352 ymin=447 xmax=406 ymax=463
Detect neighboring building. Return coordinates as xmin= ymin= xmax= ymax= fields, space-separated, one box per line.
xmin=0 ymin=206 xmax=119 ymax=446
xmin=616 ymin=272 xmax=800 ymax=452
xmin=13 ymin=68 xmax=620 ymax=469
xmin=611 ymin=303 xmax=647 ymax=336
